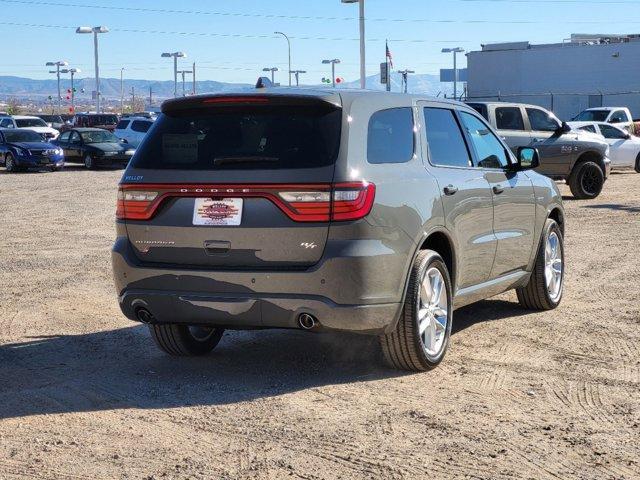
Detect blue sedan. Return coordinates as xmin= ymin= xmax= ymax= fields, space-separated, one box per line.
xmin=0 ymin=129 xmax=64 ymax=172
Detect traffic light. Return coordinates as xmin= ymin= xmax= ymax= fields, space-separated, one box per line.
xmin=321 ymin=77 xmax=332 ymax=84
xmin=335 ymin=77 xmax=344 ymax=84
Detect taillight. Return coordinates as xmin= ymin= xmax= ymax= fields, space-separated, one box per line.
xmin=116 ymin=182 xmax=375 ymax=222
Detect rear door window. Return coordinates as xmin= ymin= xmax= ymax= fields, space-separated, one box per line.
xmin=495 ymin=107 xmax=525 ymax=130
xmin=423 ymin=107 xmax=472 ymax=168
xmin=131 ymin=120 xmax=152 ymax=133
xmin=116 ymin=120 xmax=130 ymax=130
xmin=367 ymin=108 xmax=414 ymax=164
xmin=131 ymin=104 xmax=341 ymax=170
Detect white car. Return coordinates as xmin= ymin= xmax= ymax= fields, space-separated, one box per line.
xmin=114 ymin=116 xmax=154 ymax=148
xmin=573 ymin=107 xmax=634 ymax=133
xmin=569 ymin=121 xmax=640 ymax=172
xmin=0 ymin=115 xmax=60 ymax=140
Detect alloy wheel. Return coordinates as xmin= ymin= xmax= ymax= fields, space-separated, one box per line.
xmin=544 ymin=232 xmax=563 ymax=302
xmin=417 ymin=267 xmax=449 ymax=356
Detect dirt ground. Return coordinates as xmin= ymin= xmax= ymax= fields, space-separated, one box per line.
xmin=0 ymin=167 xmax=639 ymax=480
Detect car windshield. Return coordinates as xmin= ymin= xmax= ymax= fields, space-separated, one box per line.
xmin=2 ymin=130 xmax=44 ymax=142
xmin=80 ymin=130 xmax=120 ymax=143
xmin=15 ymin=118 xmax=47 ymax=128
xmin=575 ymin=110 xmax=609 ymax=122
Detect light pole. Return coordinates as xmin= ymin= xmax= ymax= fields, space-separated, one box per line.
xmin=45 ymin=61 xmax=68 ymax=114
xmin=76 ymin=26 xmax=108 ymax=113
xmin=60 ymin=68 xmax=80 ymax=113
xmin=262 ymin=67 xmax=279 ymax=84
xmin=290 ymin=70 xmax=306 ymax=87
xmin=322 ymin=59 xmax=341 ymax=88
xmin=161 ymin=52 xmax=187 ymax=97
xmin=341 ymin=0 xmax=366 ymax=89
xmin=177 ymin=70 xmax=193 ymax=96
xmin=441 ymin=47 xmax=465 ymax=100
xmin=120 ymin=67 xmax=125 ymax=114
xmin=274 ymin=32 xmax=291 ymax=86
xmin=398 ymin=69 xmax=414 ymax=93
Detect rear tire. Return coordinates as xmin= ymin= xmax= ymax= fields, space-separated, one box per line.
xmin=635 ymin=153 xmax=640 ymax=173
xmin=149 ymin=324 xmax=224 ymax=356
xmin=517 ymin=219 xmax=564 ymax=311
xmin=380 ymin=250 xmax=453 ymax=371
xmin=568 ymin=161 xmax=604 ymax=199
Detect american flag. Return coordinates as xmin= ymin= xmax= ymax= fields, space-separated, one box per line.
xmin=386 ymin=41 xmax=394 ymax=70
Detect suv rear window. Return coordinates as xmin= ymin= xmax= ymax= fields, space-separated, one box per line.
xmin=131 ymin=105 xmax=341 ymax=170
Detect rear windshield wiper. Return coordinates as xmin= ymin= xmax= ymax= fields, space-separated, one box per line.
xmin=213 ymin=156 xmax=279 ymax=165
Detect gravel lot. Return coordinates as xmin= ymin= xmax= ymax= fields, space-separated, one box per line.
xmin=0 ymin=167 xmax=639 ymax=479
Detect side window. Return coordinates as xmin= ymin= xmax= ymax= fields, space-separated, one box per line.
xmin=423 ymin=107 xmax=472 ymax=168
xmin=459 ymin=112 xmax=510 ymax=169
xmin=367 ymin=108 xmax=414 ymax=164
xmin=578 ymin=125 xmax=596 ymax=133
xmin=58 ymin=131 xmax=71 ymax=143
xmin=495 ymin=107 xmax=525 ymax=131
xmin=526 ymin=108 xmax=560 ymax=132
xmin=116 ymin=120 xmax=130 ymax=130
xmin=131 ymin=120 xmax=152 ymax=133
xmin=599 ymin=124 xmax=627 ymax=139
xmin=467 ymin=103 xmax=488 ymax=120
xmin=70 ymin=132 xmax=81 ymax=144
xmin=610 ymin=110 xmax=629 ymax=123
xmin=0 ymin=118 xmax=12 ymax=128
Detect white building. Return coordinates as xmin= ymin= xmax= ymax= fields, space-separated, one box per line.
xmin=466 ymin=34 xmax=640 ymax=120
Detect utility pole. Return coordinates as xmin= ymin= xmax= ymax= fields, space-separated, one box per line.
xmin=130 ymin=86 xmax=135 ymax=111
xmin=177 ymin=70 xmax=193 ymax=96
xmin=442 ymin=47 xmax=465 ymax=100
xmin=192 ymin=62 xmax=196 ymax=95
xmin=149 ymin=86 xmax=153 ymax=109
xmin=398 ymin=69 xmax=414 ymax=93
xmin=262 ymin=67 xmax=279 ymax=84
xmin=120 ymin=67 xmax=125 ymax=115
xmin=290 ymin=70 xmax=306 ymax=86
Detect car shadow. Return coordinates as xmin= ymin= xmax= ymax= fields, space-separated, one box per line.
xmin=582 ymin=203 xmax=640 ymax=213
xmin=452 ymin=299 xmax=534 ymax=334
xmin=0 ymin=325 xmax=401 ymax=420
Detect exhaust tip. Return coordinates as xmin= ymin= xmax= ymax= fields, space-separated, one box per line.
xmin=135 ymin=308 xmax=155 ymax=324
xmin=298 ymin=313 xmax=317 ymax=330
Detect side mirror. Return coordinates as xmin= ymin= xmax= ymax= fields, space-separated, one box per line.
xmin=516 ymin=147 xmax=540 ymax=170
xmin=559 ymin=121 xmax=572 ymax=133
xmin=120 ymin=138 xmax=128 ymax=143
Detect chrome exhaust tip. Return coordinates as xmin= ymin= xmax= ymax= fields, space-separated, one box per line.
xmin=298 ymin=313 xmax=317 ymax=330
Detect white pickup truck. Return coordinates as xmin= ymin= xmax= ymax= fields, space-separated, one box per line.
xmin=573 ymin=107 xmax=634 ymax=133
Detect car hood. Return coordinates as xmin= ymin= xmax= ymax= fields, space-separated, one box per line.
xmin=9 ymin=141 xmax=58 ymax=150
xmin=86 ymin=142 xmax=127 ymax=153
xmin=17 ymin=126 xmax=58 ymax=135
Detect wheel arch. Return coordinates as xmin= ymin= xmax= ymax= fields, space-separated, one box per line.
xmin=548 ymin=206 xmax=565 ymax=236
xmin=573 ymin=150 xmax=606 ymax=176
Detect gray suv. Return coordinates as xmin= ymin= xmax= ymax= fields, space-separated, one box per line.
xmin=112 ymin=90 xmax=565 ymax=371
xmin=468 ymin=102 xmax=611 ymax=199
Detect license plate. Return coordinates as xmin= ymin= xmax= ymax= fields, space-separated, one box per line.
xmin=40 ymin=158 xmax=50 ymax=164
xmin=193 ymin=198 xmax=243 ymax=226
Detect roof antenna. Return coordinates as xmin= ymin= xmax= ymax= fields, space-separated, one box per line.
xmin=256 ymin=76 xmax=274 ymax=89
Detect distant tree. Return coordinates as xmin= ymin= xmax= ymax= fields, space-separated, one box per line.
xmin=6 ymin=97 xmax=21 ymax=115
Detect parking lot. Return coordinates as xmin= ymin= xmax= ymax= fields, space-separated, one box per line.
xmin=0 ymin=167 xmax=638 ymax=479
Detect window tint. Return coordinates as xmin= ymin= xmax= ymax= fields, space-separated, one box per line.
xmin=423 ymin=107 xmax=471 ymax=168
xmin=58 ymin=131 xmax=71 ymax=142
xmin=116 ymin=120 xmax=130 ymax=130
xmin=131 ymin=106 xmax=342 ymax=170
xmin=367 ymin=108 xmax=414 ymax=164
xmin=131 ymin=120 xmax=152 ymax=133
xmin=610 ymin=110 xmax=629 ymax=123
xmin=467 ymin=103 xmax=489 ymax=120
xmin=495 ymin=107 xmax=525 ymax=131
xmin=578 ymin=125 xmax=597 ymax=133
xmin=0 ymin=118 xmax=13 ymax=128
xmin=599 ymin=124 xmax=627 ymax=139
xmin=459 ymin=112 xmax=510 ymax=169
xmin=70 ymin=132 xmax=81 ymax=144
xmin=526 ymin=108 xmax=559 ymax=132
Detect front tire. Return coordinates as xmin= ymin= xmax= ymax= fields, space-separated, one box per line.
xmin=84 ymin=154 xmax=96 ymax=170
xmin=568 ymin=161 xmax=604 ymax=199
xmin=380 ymin=250 xmax=453 ymax=371
xmin=635 ymin=152 xmax=640 ymax=173
xmin=517 ymin=219 xmax=564 ymax=310
xmin=5 ymin=153 xmax=18 ymax=173
xmin=149 ymin=324 xmax=224 ymax=356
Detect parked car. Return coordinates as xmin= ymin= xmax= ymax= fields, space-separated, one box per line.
xmin=467 ymin=102 xmax=611 ymax=199
xmin=112 ymin=91 xmax=565 ymax=371
xmin=0 ymin=115 xmax=59 ymax=140
xmin=61 ymin=113 xmax=119 ymax=132
xmin=52 ymin=128 xmax=135 ymax=169
xmin=0 ymin=128 xmax=64 ymax=172
xmin=569 ymin=121 xmax=640 ymax=172
xmin=573 ymin=107 xmax=634 ymax=133
xmin=37 ymin=114 xmax=66 ymax=130
xmin=114 ymin=116 xmax=154 ymax=148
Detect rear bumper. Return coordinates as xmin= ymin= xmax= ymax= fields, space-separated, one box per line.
xmin=111 ymin=235 xmax=407 ymax=335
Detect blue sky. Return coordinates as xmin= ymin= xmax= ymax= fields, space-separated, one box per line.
xmin=2 ymin=0 xmax=639 ymax=83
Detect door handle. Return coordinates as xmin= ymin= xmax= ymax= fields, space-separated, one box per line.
xmin=493 ymin=185 xmax=505 ymax=195
xmin=443 ymin=185 xmax=458 ymax=196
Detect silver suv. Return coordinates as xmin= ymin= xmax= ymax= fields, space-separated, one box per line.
xmin=112 ymin=90 xmax=565 ymax=371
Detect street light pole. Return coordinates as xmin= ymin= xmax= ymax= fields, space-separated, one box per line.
xmin=290 ymin=70 xmax=306 ymax=86
xmin=120 ymin=67 xmax=125 ymax=114
xmin=342 ymin=0 xmax=365 ymax=89
xmin=262 ymin=67 xmax=279 ymax=84
xmin=76 ymin=26 xmax=109 ymax=113
xmin=177 ymin=70 xmax=193 ymax=96
xmin=162 ymin=52 xmax=187 ymax=98
xmin=442 ymin=47 xmax=465 ymax=100
xmin=322 ymin=59 xmax=341 ymax=88
xmin=398 ymin=69 xmax=414 ymax=93
xmin=274 ymin=32 xmax=291 ymax=86
xmin=46 ymin=61 xmax=68 ymax=114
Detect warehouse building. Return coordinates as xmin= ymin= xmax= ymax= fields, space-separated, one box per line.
xmin=466 ymin=34 xmax=640 ymax=121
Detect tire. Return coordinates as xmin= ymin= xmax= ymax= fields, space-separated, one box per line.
xmin=84 ymin=154 xmax=95 ymax=170
xmin=516 ymin=219 xmax=564 ymax=311
xmin=380 ymin=250 xmax=453 ymax=371
xmin=5 ymin=153 xmax=17 ymax=173
xmin=568 ymin=161 xmax=604 ymax=199
xmin=635 ymin=153 xmax=640 ymax=174
xmin=149 ymin=324 xmax=224 ymax=356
